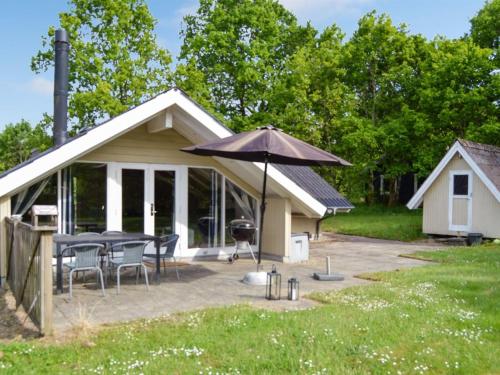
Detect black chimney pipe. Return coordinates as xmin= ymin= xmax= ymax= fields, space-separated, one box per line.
xmin=53 ymin=29 xmax=69 ymax=146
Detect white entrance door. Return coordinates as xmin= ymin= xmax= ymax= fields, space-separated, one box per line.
xmin=448 ymin=170 xmax=472 ymax=232
xmin=113 ymin=164 xmax=178 ymax=236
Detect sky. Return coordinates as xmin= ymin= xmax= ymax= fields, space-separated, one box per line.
xmin=0 ymin=0 xmax=485 ymax=130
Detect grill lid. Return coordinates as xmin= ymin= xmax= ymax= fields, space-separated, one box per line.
xmin=230 ymin=219 xmax=255 ymax=229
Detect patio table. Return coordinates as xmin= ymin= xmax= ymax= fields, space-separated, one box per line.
xmin=53 ymin=233 xmax=161 ymax=294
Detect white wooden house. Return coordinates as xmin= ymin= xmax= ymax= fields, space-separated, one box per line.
xmin=0 ymin=89 xmax=353 ymax=285
xmin=407 ymin=139 xmax=500 ymax=238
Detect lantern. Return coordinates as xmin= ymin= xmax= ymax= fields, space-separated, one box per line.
xmin=288 ymin=278 xmax=300 ymax=301
xmin=265 ymin=264 xmax=281 ymax=300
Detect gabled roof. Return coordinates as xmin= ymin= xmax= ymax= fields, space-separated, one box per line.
xmin=0 ymin=88 xmax=351 ymax=217
xmin=273 ymin=165 xmax=353 ymax=210
xmin=407 ymin=139 xmax=500 ymax=209
xmin=459 ymin=139 xmax=500 ymax=191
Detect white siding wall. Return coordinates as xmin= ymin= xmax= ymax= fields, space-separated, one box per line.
xmin=262 ymin=198 xmax=291 ymax=259
xmin=80 ymin=124 xmax=258 ymax=197
xmin=291 ymin=216 xmax=317 ymax=237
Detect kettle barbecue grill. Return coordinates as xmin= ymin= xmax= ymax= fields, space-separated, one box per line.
xmin=228 ymin=218 xmax=257 ymax=263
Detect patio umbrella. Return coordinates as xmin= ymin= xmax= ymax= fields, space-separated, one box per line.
xmin=181 ymin=125 xmax=351 ymax=279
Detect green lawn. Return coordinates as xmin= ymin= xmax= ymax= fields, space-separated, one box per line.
xmin=321 ymin=204 xmax=425 ymax=242
xmin=0 ymin=245 xmax=499 ymax=374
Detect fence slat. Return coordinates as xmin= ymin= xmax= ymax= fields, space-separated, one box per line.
xmin=39 ymin=232 xmax=53 ymax=335
xmin=5 ymin=217 xmax=54 ymax=335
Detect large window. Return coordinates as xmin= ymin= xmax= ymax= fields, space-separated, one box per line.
xmin=225 ymin=179 xmax=258 ymax=245
xmin=188 ymin=168 xmax=257 ymax=249
xmin=71 ymin=163 xmax=107 ymax=233
xmin=188 ymin=168 xmax=222 ymax=248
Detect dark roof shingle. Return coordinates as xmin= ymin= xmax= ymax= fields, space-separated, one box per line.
xmin=273 ymin=164 xmax=353 ymax=209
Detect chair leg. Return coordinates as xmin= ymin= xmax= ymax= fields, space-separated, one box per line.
xmin=69 ymin=269 xmax=74 ymax=299
xmin=163 ymin=258 xmax=166 ymax=275
xmin=173 ymin=257 xmax=180 ymax=280
xmin=135 ymin=266 xmax=139 ymax=284
xmin=116 ymin=265 xmax=122 ymax=294
xmin=97 ymin=268 xmax=105 ymax=297
xmin=141 ymin=264 xmax=149 ymax=290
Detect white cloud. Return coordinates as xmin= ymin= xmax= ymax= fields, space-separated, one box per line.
xmin=279 ymin=0 xmax=374 ymax=13
xmin=278 ymin=0 xmax=377 ymax=25
xmin=176 ymin=3 xmax=198 ymax=20
xmin=158 ymin=1 xmax=198 ymax=30
xmin=28 ymin=77 xmax=53 ymax=96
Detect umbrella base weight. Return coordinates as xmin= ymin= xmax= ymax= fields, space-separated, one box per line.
xmin=313 ymin=255 xmax=344 ymax=280
xmin=313 ymin=273 xmax=345 ymax=281
xmin=242 ymin=271 xmax=267 ymax=285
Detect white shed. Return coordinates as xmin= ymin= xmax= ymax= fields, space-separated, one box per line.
xmin=407 ymin=139 xmax=500 ymax=238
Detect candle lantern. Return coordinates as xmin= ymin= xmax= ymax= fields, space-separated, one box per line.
xmin=288 ymin=278 xmax=300 ymax=301
xmin=265 ymin=264 xmax=281 ymax=300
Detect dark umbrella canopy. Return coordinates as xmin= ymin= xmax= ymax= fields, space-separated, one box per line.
xmin=181 ymin=125 xmax=352 ymax=166
xmin=181 ymin=125 xmax=351 ymax=268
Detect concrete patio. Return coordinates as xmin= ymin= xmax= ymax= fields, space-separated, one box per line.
xmin=52 ymin=234 xmax=441 ymax=332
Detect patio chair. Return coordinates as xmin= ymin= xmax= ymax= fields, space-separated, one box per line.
xmin=62 ymin=243 xmax=106 ymax=299
xmin=108 ymin=241 xmax=149 ymax=294
xmin=52 ymin=234 xmax=73 ymax=258
xmin=143 ymin=234 xmax=180 ymax=280
xmin=75 ymin=233 xmax=105 ymax=280
xmin=52 ymin=234 xmax=73 ymax=278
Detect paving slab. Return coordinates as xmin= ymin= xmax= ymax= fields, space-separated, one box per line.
xmin=52 ymin=234 xmax=443 ymax=332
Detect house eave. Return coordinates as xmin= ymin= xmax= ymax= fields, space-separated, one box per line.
xmin=0 ymin=88 xmax=339 ymax=219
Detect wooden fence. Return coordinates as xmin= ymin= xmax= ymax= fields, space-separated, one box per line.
xmin=5 ymin=217 xmax=53 ymax=335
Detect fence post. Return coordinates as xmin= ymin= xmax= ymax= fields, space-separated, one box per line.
xmin=0 ymin=196 xmax=11 ymax=289
xmin=39 ymin=230 xmax=54 ymax=335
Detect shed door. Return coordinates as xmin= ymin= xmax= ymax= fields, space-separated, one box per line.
xmin=448 ymin=171 xmax=472 ymax=232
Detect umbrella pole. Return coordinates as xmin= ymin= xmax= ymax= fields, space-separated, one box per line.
xmin=257 ymin=157 xmax=268 ymax=271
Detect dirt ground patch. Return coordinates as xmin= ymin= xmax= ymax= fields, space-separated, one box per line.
xmin=0 ymin=288 xmax=40 ymax=342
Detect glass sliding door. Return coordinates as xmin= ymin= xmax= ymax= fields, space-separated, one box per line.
xmin=188 ymin=168 xmax=222 ymax=248
xmin=122 ymin=168 xmax=145 ymax=233
xmin=154 ymin=170 xmax=175 ymax=236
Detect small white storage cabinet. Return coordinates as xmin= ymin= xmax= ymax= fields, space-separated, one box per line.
xmin=289 ymin=233 xmax=309 ymax=262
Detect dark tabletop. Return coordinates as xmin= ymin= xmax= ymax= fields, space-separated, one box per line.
xmin=53 ymin=233 xmax=158 ymax=245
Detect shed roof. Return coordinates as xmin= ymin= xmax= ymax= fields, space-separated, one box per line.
xmin=407 ymin=139 xmax=500 ymax=209
xmin=458 ymin=139 xmax=500 ymax=192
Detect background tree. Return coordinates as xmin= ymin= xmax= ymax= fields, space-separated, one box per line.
xmin=470 ymin=0 xmax=500 ymax=50
xmin=0 ymin=121 xmax=51 ymax=172
xmin=177 ymin=0 xmax=316 ymax=132
xmin=341 ymin=13 xmax=428 ymax=204
xmin=32 ymin=0 xmax=173 ymax=130
xmin=416 ymin=37 xmax=500 ymax=165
